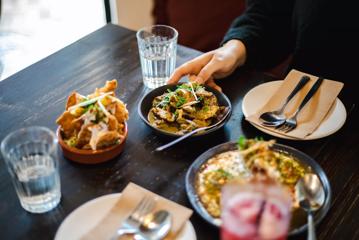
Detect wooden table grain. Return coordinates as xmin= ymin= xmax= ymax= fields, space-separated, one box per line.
xmin=0 ymin=24 xmax=358 ymax=240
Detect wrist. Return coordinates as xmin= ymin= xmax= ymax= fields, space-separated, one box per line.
xmin=223 ymin=39 xmax=247 ymax=67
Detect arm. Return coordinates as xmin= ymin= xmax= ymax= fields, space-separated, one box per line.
xmin=168 ymin=0 xmax=294 ymax=89
xmin=223 ymin=0 xmax=294 ymax=69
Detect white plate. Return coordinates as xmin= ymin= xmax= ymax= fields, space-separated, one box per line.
xmin=55 ymin=193 xmax=197 ymax=240
xmin=242 ymin=80 xmax=346 ymax=140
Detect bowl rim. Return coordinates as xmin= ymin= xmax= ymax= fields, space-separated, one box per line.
xmin=137 ymin=83 xmax=232 ymax=137
xmin=56 ymin=122 xmax=128 ymax=155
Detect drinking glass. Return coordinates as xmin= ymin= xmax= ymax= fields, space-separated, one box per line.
xmin=221 ymin=181 xmax=292 ymax=240
xmin=136 ymin=25 xmax=178 ymax=89
xmin=1 ymin=126 xmax=61 ymax=213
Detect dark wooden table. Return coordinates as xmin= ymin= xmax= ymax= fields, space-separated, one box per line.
xmin=0 ymin=24 xmax=358 ymax=240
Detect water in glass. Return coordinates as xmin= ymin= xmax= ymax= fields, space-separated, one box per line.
xmin=14 ymin=152 xmax=60 ymax=213
xmin=1 ymin=127 xmax=61 ymax=213
xmin=137 ymin=25 xmax=178 ymax=89
xmin=139 ymin=47 xmax=176 ymax=88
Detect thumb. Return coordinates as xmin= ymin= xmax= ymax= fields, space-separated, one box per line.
xmin=206 ymin=78 xmax=222 ymax=92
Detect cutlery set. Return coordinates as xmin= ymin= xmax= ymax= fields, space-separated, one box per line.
xmin=259 ymin=76 xmax=324 ymax=133
xmin=111 ymin=196 xmax=171 ymax=240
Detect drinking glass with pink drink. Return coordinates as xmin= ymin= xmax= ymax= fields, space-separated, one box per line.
xmin=221 ymin=180 xmax=292 ymax=240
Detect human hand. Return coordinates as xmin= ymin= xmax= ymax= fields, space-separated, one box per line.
xmin=168 ymin=40 xmax=247 ymax=91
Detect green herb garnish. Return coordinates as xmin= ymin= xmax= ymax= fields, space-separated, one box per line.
xmin=157 ymin=91 xmax=175 ymax=107
xmin=255 ymin=136 xmax=264 ymax=141
xmin=237 ymin=136 xmax=247 ymax=150
xmin=176 ymin=96 xmax=187 ymax=107
xmin=215 ymin=168 xmax=233 ymax=178
xmin=174 ymin=110 xmax=179 ymax=118
xmin=177 ymin=84 xmax=192 ymax=91
xmin=65 ymin=136 xmax=77 ymax=147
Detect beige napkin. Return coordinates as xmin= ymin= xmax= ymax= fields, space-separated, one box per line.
xmin=246 ymin=69 xmax=344 ymax=139
xmin=81 ymin=182 xmax=193 ymax=240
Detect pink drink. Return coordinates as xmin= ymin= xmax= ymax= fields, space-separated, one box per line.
xmin=221 ymin=182 xmax=292 ymax=240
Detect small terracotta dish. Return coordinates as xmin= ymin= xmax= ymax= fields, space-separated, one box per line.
xmin=57 ymin=123 xmax=128 ymax=164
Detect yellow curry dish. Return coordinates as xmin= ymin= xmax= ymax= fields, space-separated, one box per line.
xmin=196 ymin=138 xmax=308 ymax=218
xmin=56 ymin=79 xmax=129 ymax=151
xmin=148 ymin=83 xmax=226 ymax=135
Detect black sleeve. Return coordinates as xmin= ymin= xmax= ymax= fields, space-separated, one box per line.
xmin=222 ymin=0 xmax=294 ymax=70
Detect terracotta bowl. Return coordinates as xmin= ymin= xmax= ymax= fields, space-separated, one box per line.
xmin=56 ymin=123 xmax=128 ymax=164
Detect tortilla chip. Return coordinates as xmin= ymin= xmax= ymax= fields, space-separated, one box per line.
xmin=57 ymin=79 xmax=128 ymax=150
xmin=99 ymin=79 xmax=117 ymax=93
xmin=56 ymin=111 xmax=76 ymax=138
xmin=114 ymin=101 xmax=129 ymax=123
xmin=66 ymin=92 xmax=85 ymax=110
xmin=107 ymin=115 xmax=118 ymax=131
xmin=77 ymin=123 xmax=94 ymax=148
xmin=88 ymin=79 xmax=118 ymax=99
xmin=92 ymin=131 xmax=120 ymax=150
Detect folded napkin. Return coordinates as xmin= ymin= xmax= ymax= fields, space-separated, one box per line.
xmin=81 ymin=182 xmax=193 ymax=240
xmin=246 ymin=69 xmax=344 ymax=139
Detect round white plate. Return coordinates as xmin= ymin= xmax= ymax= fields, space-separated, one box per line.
xmin=55 ymin=193 xmax=197 ymax=240
xmin=242 ymin=81 xmax=347 ymax=140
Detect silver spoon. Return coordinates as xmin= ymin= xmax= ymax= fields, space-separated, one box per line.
xmin=259 ymin=75 xmax=310 ymax=127
xmin=295 ymin=173 xmax=325 ymax=240
xmin=134 ymin=210 xmax=172 ymax=240
xmin=155 ymin=107 xmax=231 ymax=151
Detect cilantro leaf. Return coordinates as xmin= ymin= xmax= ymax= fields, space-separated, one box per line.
xmin=176 ymin=96 xmax=187 ymax=107
xmin=237 ymin=136 xmax=247 ymax=150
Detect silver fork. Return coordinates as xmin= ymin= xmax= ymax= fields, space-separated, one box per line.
xmin=277 ymin=77 xmax=324 ymax=133
xmin=110 ymin=195 xmax=155 ymax=240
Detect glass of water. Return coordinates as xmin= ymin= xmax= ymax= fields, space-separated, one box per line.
xmin=1 ymin=126 xmax=61 ymax=213
xmin=136 ymin=25 xmax=178 ymax=89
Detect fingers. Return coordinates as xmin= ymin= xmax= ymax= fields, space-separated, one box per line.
xmin=168 ymin=67 xmax=186 ymax=84
xmin=190 ymin=75 xmax=222 ymax=93
xmin=206 ymin=78 xmax=222 ymax=92
xmin=167 ymin=52 xmax=214 ymax=84
xmin=188 ymin=75 xmax=197 ymax=82
xmin=194 ymin=57 xmax=223 ymax=84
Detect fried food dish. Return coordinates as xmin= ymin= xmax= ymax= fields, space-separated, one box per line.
xmin=196 ymin=138 xmax=307 ymax=218
xmin=148 ymin=83 xmax=225 ymax=134
xmin=56 ymin=79 xmax=128 ymax=150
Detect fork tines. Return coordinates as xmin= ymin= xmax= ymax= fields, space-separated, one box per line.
xmin=276 ymin=119 xmax=296 ymax=133
xmin=130 ymin=195 xmax=156 ymax=222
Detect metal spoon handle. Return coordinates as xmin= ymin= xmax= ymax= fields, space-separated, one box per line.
xmin=308 ymin=211 xmax=316 ymax=240
xmin=294 ymin=77 xmax=324 ymax=117
xmin=155 ymin=127 xmax=206 ymax=151
xmin=110 ymin=228 xmax=137 ymax=240
xmin=280 ymin=75 xmax=311 ymax=112
xmin=155 ymin=107 xmax=230 ymax=152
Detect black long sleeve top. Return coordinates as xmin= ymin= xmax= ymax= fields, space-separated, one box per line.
xmin=222 ymin=0 xmax=359 ymax=84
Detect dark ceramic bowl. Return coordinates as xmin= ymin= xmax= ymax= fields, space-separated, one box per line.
xmin=57 ymin=122 xmax=127 ymax=164
xmin=138 ymin=84 xmax=232 ymax=137
xmin=185 ymin=141 xmax=332 ymax=236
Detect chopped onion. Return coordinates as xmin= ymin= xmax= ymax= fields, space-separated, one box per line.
xmin=181 ymin=101 xmax=199 ymax=108
xmin=97 ymin=99 xmax=111 ymax=117
xmin=189 ymin=82 xmax=198 ymax=101
xmin=108 ymin=95 xmax=124 ymax=104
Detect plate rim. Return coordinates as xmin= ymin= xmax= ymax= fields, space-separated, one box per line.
xmin=137 ymin=83 xmax=232 ymax=137
xmin=241 ymin=80 xmax=346 ymax=140
xmin=55 ymin=193 xmax=196 ymax=240
xmin=185 ymin=141 xmax=332 ymax=236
